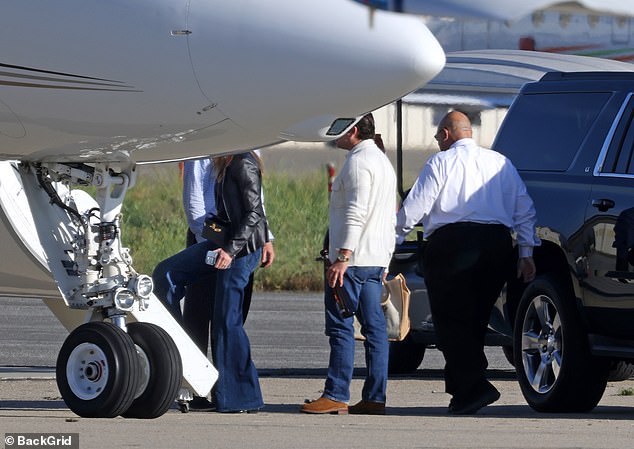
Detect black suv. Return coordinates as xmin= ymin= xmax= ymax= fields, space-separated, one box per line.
xmin=390 ymin=71 xmax=634 ymax=413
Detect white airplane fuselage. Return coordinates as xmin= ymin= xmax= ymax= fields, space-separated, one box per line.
xmin=0 ymin=0 xmax=445 ymax=416
xmin=0 ymin=0 xmax=444 ymax=164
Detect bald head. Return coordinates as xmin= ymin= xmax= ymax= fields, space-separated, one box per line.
xmin=435 ymin=111 xmax=473 ymax=151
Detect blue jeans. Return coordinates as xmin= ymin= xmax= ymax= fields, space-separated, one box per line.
xmin=323 ymin=266 xmax=388 ymax=403
xmin=152 ymin=243 xmax=263 ymax=412
xmin=212 ymin=249 xmax=263 ymax=412
xmin=152 ymin=239 xmax=221 ymax=322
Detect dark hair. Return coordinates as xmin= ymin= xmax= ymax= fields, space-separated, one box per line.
xmin=355 ymin=113 xmax=375 ymax=140
xmin=212 ymin=151 xmax=263 ymax=181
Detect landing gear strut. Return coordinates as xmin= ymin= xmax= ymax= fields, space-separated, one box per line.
xmin=33 ymin=161 xmax=183 ymax=418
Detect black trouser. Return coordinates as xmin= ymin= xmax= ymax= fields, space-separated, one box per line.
xmin=182 ymin=229 xmax=253 ymax=355
xmin=422 ymin=222 xmax=513 ymax=400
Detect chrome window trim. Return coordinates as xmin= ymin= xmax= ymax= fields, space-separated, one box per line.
xmin=596 ymin=172 xmax=634 ymax=179
xmin=594 ymin=92 xmax=633 ymax=177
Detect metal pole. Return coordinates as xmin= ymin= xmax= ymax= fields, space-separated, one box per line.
xmin=396 ymin=99 xmax=405 ymax=199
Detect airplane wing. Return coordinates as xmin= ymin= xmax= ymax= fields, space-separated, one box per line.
xmin=404 ymin=49 xmax=634 ymax=109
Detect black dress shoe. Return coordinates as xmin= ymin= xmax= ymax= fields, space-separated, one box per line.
xmin=189 ymin=396 xmax=216 ymax=412
xmin=448 ymin=385 xmax=500 ymax=415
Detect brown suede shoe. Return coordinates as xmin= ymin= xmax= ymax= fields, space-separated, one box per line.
xmin=348 ymin=400 xmax=386 ymax=415
xmin=301 ymin=397 xmax=348 ymax=414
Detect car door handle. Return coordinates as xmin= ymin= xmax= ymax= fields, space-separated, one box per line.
xmin=591 ymin=198 xmax=615 ymax=212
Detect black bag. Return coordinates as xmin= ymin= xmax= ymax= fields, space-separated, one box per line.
xmin=202 ymin=214 xmax=231 ymax=246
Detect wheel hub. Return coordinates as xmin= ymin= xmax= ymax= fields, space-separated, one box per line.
xmin=84 ymin=361 xmax=103 ymax=382
xmin=539 ymin=330 xmax=556 ymax=357
xmin=66 ymin=343 xmax=109 ymax=400
xmin=522 ymin=295 xmax=561 ymax=394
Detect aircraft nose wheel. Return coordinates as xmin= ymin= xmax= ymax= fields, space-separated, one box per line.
xmin=65 ymin=343 xmax=109 ymax=400
xmin=122 ymin=322 xmax=182 ymax=419
xmin=56 ymin=321 xmax=141 ymax=418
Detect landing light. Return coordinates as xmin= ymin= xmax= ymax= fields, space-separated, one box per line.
xmin=132 ymin=275 xmax=154 ymax=299
xmin=114 ymin=288 xmax=135 ymax=311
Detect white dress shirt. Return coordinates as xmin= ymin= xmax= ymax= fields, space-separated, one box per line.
xmin=395 ymin=138 xmax=540 ymax=257
xmin=329 ymin=139 xmax=397 ymax=267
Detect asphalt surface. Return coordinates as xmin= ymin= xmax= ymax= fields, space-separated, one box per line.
xmin=2 ymin=293 xmax=634 ymax=449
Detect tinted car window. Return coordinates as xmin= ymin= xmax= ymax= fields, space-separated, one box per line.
xmin=617 ymin=111 xmax=634 ymax=175
xmin=600 ymin=100 xmax=634 ymax=175
xmin=494 ymin=92 xmax=610 ymax=171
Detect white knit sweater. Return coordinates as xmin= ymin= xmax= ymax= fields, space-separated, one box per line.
xmin=328 ymin=139 xmax=397 ymax=267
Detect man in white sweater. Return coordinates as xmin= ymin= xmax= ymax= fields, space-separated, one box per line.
xmin=302 ymin=113 xmax=397 ymax=415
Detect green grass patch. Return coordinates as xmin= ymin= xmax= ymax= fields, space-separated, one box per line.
xmin=618 ymin=387 xmax=634 ymax=396
xmin=119 ymin=166 xmax=330 ymax=291
xmin=256 ymin=172 xmax=329 ymax=290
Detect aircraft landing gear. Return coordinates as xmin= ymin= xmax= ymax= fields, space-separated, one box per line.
xmin=56 ymin=321 xmax=183 ymax=418
xmin=33 ymin=161 xmax=184 ymax=418
xmin=4 ymin=161 xmax=213 ymax=417
xmin=56 ymin=321 xmax=141 ymax=418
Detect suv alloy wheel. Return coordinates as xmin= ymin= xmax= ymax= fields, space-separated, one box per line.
xmin=513 ymin=275 xmax=610 ymax=412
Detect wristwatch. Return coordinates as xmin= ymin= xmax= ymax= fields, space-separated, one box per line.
xmin=336 ymin=253 xmax=350 ymax=263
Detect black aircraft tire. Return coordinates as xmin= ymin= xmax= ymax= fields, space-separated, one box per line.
xmin=56 ymin=321 xmax=141 ymax=418
xmin=122 ymin=322 xmax=183 ymax=419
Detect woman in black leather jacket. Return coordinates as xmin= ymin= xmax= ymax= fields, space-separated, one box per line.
xmin=153 ymin=151 xmax=269 ymax=413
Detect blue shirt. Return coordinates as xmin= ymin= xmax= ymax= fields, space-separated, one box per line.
xmin=182 ymin=159 xmax=216 ymax=243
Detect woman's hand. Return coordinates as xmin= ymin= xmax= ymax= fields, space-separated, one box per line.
xmin=214 ymin=248 xmax=234 ymax=270
xmin=261 ymin=242 xmax=276 ymax=268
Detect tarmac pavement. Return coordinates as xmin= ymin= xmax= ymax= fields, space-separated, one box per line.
xmin=2 ymin=373 xmax=634 ymax=449
xmin=2 ymin=293 xmax=634 ymax=448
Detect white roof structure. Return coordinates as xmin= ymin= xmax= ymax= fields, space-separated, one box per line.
xmin=398 ymin=1 xmax=634 ymax=21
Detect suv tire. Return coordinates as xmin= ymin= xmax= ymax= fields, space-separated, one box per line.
xmin=513 ymin=274 xmax=610 ymax=412
xmin=388 ymin=334 xmax=426 ymax=375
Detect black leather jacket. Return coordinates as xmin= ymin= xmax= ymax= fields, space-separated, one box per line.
xmin=216 ymin=152 xmax=269 ymax=258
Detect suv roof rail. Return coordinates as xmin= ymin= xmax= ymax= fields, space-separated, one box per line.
xmin=540 ymin=71 xmax=634 ymax=82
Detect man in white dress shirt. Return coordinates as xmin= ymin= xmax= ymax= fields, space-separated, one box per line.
xmin=395 ymin=111 xmax=540 ymax=415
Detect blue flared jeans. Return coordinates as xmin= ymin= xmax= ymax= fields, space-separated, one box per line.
xmin=323 ymin=266 xmax=388 ymax=404
xmin=211 ymin=249 xmax=263 ymax=412
xmin=152 ymin=241 xmax=263 ymax=412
